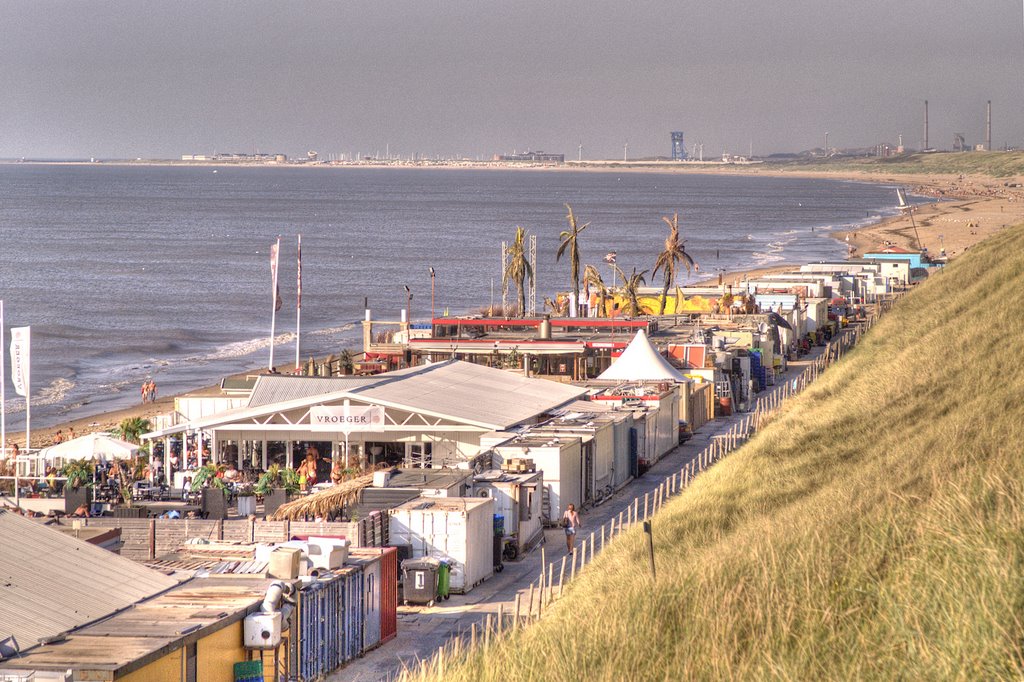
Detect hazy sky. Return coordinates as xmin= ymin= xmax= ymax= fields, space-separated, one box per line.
xmin=1 ymin=1 xmax=1022 ymax=159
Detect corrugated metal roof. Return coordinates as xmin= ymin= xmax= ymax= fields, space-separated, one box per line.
xmin=184 ymin=361 xmax=587 ymax=432
xmin=349 ymin=361 xmax=587 ymax=429
xmin=0 ymin=511 xmax=180 ymax=658
xmin=246 ymin=375 xmax=380 ymax=408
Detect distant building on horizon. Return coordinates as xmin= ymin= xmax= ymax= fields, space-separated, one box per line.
xmin=496 ymin=150 xmax=564 ymax=164
xmin=671 ymin=132 xmax=687 ymax=161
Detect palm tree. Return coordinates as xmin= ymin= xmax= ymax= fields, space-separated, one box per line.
xmin=652 ymin=213 xmax=697 ymax=315
xmin=115 ymin=416 xmax=152 ymax=444
xmin=503 ymin=226 xmax=534 ymax=317
xmin=583 ymin=264 xmax=608 ymax=317
xmin=613 ymin=265 xmax=647 ymax=317
xmin=556 ymin=204 xmax=590 ymax=315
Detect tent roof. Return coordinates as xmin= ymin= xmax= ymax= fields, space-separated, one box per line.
xmin=596 ymin=330 xmax=689 ymax=382
xmin=38 ymin=433 xmax=139 ymax=462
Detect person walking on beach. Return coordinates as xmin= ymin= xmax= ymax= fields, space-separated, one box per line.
xmin=149 ymin=380 xmax=157 ymax=403
xmin=562 ymin=503 xmax=581 ymax=554
xmin=141 ymin=380 xmax=148 ymax=404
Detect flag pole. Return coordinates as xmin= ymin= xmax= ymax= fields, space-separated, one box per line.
xmin=0 ymin=300 xmax=8 ymax=508
xmin=269 ymin=236 xmax=281 ymax=371
xmin=295 ymin=234 xmax=302 ymax=370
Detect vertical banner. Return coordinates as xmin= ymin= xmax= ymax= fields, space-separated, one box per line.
xmin=10 ymin=326 xmax=29 ymax=397
xmin=269 ymin=237 xmax=282 ymax=370
xmin=270 ymin=238 xmax=282 ymax=312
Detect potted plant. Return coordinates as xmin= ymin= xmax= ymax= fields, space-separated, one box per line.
xmin=191 ymin=464 xmax=227 ymax=519
xmin=236 ymin=483 xmax=256 ymax=517
xmin=256 ymin=464 xmax=301 ymax=518
xmin=62 ymin=460 xmax=95 ymax=515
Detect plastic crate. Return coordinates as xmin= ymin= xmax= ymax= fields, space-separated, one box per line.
xmin=233 ymin=660 xmax=264 ymax=682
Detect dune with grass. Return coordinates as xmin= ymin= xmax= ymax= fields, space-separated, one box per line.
xmin=412 ymin=222 xmax=1024 ymax=680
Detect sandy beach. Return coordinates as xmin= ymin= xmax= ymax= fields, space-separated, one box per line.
xmin=9 ymin=167 xmax=1024 ymax=450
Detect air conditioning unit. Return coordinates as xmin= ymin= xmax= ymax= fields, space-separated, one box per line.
xmin=244 ymin=612 xmax=282 ymax=649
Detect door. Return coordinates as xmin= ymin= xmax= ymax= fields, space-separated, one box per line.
xmin=404 ymin=442 xmax=433 ymax=468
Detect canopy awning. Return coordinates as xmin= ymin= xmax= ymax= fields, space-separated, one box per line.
xmin=38 ymin=433 xmax=139 ymax=463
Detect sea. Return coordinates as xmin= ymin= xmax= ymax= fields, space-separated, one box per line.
xmin=0 ymin=164 xmax=913 ymax=428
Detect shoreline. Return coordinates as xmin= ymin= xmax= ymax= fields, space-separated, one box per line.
xmin=8 ymin=169 xmax=1024 ymax=449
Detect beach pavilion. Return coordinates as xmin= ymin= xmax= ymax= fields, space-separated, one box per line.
xmin=142 ymin=360 xmax=587 ymax=485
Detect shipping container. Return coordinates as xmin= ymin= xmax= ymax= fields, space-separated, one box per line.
xmin=472 ymin=470 xmax=544 ymax=555
xmin=378 ymin=547 xmax=398 ymax=644
xmin=295 ymin=566 xmax=363 ymax=681
xmin=346 ymin=548 xmax=384 ymax=652
xmin=388 ymin=497 xmax=494 ymax=593
xmin=493 ymin=437 xmax=582 ymax=520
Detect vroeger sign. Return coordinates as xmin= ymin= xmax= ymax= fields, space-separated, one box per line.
xmin=309 ymin=405 xmax=385 ymax=433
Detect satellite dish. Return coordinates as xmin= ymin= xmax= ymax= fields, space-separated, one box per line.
xmin=758 ymin=322 xmax=769 ymax=334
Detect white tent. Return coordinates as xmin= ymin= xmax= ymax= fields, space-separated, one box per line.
xmin=597 ymin=329 xmax=689 ymax=382
xmin=39 ymin=433 xmax=139 ymax=464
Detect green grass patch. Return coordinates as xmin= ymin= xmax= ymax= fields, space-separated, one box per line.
xmin=766 ymin=151 xmax=1024 ymax=178
xmin=416 ymin=223 xmax=1024 ymax=681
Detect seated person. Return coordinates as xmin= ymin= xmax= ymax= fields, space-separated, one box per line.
xmin=222 ymin=463 xmax=241 ymax=484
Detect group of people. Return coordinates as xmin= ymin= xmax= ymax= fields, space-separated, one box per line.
xmin=140 ymin=379 xmax=158 ymax=404
xmin=50 ymin=427 xmax=74 ymax=445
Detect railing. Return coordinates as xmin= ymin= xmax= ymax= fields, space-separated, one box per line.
xmin=391 ymin=297 xmax=895 ymax=681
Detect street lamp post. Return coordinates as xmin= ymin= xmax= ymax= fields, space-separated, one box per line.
xmin=404 ymin=285 xmax=412 ymax=324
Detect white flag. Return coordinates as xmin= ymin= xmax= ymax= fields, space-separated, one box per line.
xmin=10 ymin=326 xmax=29 ymax=397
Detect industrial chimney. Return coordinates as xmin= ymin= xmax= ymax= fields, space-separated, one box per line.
xmin=923 ymin=100 xmax=929 ymax=150
xmin=986 ymin=100 xmax=992 ymax=151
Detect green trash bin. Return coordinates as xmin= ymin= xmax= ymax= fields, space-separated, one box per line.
xmin=437 ymin=561 xmax=451 ymax=600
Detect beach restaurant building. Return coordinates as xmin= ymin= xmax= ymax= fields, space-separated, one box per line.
xmin=143 ymin=361 xmax=587 ymax=481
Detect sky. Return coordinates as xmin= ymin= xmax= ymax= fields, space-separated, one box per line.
xmin=1 ymin=0 xmax=1022 ymax=160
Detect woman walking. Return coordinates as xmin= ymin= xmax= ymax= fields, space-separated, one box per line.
xmin=562 ymin=503 xmax=581 ymax=554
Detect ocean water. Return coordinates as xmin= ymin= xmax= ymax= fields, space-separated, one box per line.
xmin=0 ymin=164 xmax=908 ymax=427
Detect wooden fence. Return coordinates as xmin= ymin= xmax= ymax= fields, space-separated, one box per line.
xmin=83 ymin=512 xmax=388 ymax=560
xmin=392 ymin=298 xmax=895 ymax=681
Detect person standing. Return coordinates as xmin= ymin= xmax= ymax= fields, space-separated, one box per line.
xmin=562 ymin=503 xmax=581 ymax=554
xmin=150 ymin=380 xmax=158 ymax=403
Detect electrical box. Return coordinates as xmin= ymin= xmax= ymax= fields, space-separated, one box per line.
xmin=243 ymin=611 xmax=282 ymax=649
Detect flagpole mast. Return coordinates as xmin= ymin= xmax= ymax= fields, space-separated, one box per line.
xmin=269 ymin=236 xmax=281 ymax=371
xmin=295 ymin=234 xmax=302 ymax=370
xmin=0 ymin=300 xmax=8 ymax=508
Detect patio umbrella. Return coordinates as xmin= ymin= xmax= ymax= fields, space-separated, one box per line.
xmin=39 ymin=433 xmax=140 ymax=465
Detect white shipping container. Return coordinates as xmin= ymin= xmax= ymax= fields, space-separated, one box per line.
xmin=388 ymin=497 xmax=494 ymax=593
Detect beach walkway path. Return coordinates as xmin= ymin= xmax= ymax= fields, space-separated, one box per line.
xmin=330 ymin=344 xmax=831 ymax=682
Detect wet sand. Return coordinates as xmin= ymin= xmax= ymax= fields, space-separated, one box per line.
xmin=9 ymin=169 xmax=1024 ymax=450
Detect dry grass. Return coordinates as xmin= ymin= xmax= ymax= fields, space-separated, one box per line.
xmin=414 ymin=223 xmax=1024 ymax=681
xmin=270 ymin=473 xmax=374 ymax=520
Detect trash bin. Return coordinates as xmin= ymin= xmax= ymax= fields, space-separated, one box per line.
xmin=402 ymin=558 xmax=440 ymax=606
xmin=437 ymin=561 xmax=451 ymax=600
